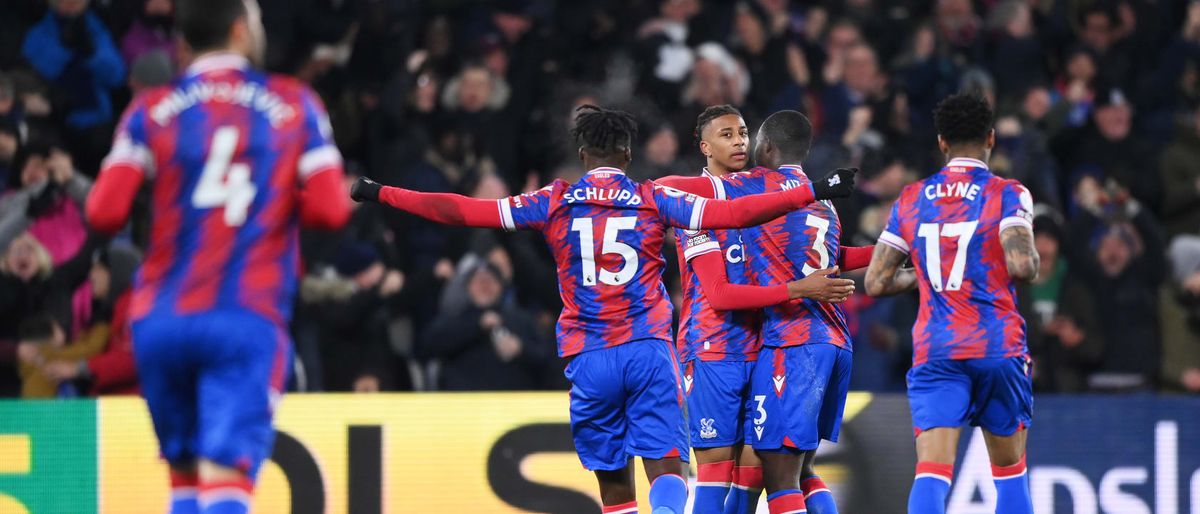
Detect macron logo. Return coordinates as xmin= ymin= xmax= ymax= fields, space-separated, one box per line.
xmin=754 ymin=426 xmax=765 ymax=440
xmin=683 ymin=374 xmax=694 ymax=394
xmin=773 ymin=375 xmax=786 ymax=395
xmin=827 ymin=175 xmax=842 ymax=187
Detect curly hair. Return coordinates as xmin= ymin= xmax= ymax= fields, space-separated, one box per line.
xmin=933 ymin=93 xmax=994 ymax=145
xmin=694 ymin=104 xmax=743 ymax=147
xmin=571 ymin=105 xmax=639 ymax=157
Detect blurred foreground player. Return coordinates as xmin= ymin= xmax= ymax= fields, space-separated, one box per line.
xmin=351 ymin=105 xmax=856 ymax=514
xmin=670 ymin=105 xmax=856 ymax=514
xmin=864 ymin=93 xmax=1038 ymax=514
xmin=85 ymin=0 xmax=351 ymax=512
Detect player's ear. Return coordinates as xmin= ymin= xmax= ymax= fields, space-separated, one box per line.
xmin=623 ymin=146 xmax=632 ymax=165
xmin=936 ymin=135 xmax=949 ymax=156
xmin=986 ymin=129 xmax=996 ymax=150
xmin=577 ymin=147 xmax=586 ymax=163
xmin=699 ymin=139 xmax=709 ymax=158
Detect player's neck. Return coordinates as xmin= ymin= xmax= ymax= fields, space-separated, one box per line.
xmin=704 ymin=162 xmax=735 ymax=177
xmin=944 ymin=147 xmax=989 ymax=165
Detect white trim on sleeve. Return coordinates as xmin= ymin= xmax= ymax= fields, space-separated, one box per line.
xmin=498 ymin=199 xmax=516 ymax=231
xmin=102 ymin=136 xmax=156 ymax=178
xmin=689 ymin=198 xmax=708 ymax=230
xmin=298 ymin=145 xmax=343 ymax=180
xmin=877 ymin=230 xmax=910 ymax=254
xmin=683 ymin=241 xmax=721 ymax=261
xmin=999 ymin=216 xmax=1033 ymax=233
xmin=707 ymin=173 xmax=727 ymax=200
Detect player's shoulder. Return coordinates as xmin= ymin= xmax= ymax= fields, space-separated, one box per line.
xmin=262 ymin=73 xmax=320 ymax=103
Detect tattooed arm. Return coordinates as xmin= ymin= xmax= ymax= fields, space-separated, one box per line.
xmin=1000 ymin=225 xmax=1040 ymax=282
xmin=864 ymin=243 xmax=918 ymax=297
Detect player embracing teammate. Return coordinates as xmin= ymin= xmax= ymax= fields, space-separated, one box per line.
xmin=866 ymin=93 xmax=1038 ymax=514
xmin=353 ymin=105 xmax=857 ymax=514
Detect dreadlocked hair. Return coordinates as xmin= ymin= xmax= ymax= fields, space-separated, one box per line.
xmin=571 ymin=105 xmax=638 ymax=157
xmin=694 ymin=104 xmax=742 ymax=147
xmin=933 ymin=93 xmax=993 ymax=145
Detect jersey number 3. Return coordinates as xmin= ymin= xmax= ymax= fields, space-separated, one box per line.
xmin=571 ymin=216 xmax=638 ymax=286
xmin=193 ymin=126 xmax=257 ymax=226
xmin=917 ymin=221 xmax=978 ymax=292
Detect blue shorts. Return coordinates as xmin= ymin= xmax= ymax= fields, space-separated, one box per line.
xmin=564 ymin=340 xmax=689 ymax=471
xmin=747 ymin=344 xmax=851 ymax=451
xmin=132 ymin=309 xmax=290 ymax=477
xmin=906 ymin=356 xmax=1033 ymax=437
xmin=683 ymin=359 xmax=754 ymax=448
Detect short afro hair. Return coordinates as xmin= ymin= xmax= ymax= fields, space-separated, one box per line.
xmin=571 ymin=105 xmax=639 ymax=157
xmin=933 ymin=93 xmax=993 ymax=146
xmin=759 ymin=110 xmax=813 ymax=162
xmin=694 ymin=104 xmax=743 ymax=147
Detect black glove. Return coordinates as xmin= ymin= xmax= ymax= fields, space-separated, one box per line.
xmin=350 ymin=177 xmax=382 ymax=203
xmin=811 ymin=167 xmax=857 ymax=200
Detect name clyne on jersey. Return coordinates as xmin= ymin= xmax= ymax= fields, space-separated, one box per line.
xmin=924 ymin=182 xmax=981 ymax=201
xmin=564 ymin=187 xmax=643 ymax=205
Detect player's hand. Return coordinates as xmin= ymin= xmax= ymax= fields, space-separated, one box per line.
xmin=787 ymin=267 xmax=855 ymax=303
xmin=811 ymin=167 xmax=857 ymax=200
xmin=350 ymin=177 xmax=383 ymax=203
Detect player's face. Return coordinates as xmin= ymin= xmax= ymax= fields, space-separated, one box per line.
xmin=700 ymin=114 xmax=748 ymax=173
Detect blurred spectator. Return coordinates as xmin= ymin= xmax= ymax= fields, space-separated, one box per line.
xmin=119 ymin=0 xmax=174 ymax=67
xmin=1161 ymin=107 xmax=1200 ymax=239
xmin=630 ymin=123 xmax=685 ymax=181
xmin=986 ymin=0 xmax=1046 ymax=103
xmin=38 ymin=242 xmax=140 ymax=396
xmin=636 ymin=0 xmax=702 ymax=110
xmin=1054 ymin=87 xmax=1160 ymax=210
xmin=0 ymin=142 xmax=91 ymax=263
xmin=300 ymin=241 xmax=406 ymax=392
xmin=1163 ymin=233 xmax=1200 ymax=393
xmin=1066 ymin=182 xmax=1165 ymax=391
xmin=127 ymin=49 xmax=173 ymax=94
xmin=420 ymin=260 xmax=549 ymax=391
xmin=21 ymin=0 xmax=126 ymax=172
xmin=1024 ymin=215 xmax=1103 ymax=392
xmin=1075 ymin=3 xmax=1135 ymax=91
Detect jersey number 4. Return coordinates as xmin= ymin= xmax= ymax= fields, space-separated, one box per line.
xmin=193 ymin=126 xmax=257 ymax=226
xmin=571 ymin=216 xmax=638 ymax=286
xmin=917 ymin=221 xmax=979 ymax=292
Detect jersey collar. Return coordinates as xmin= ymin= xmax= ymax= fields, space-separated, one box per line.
xmin=944 ymin=157 xmax=989 ymax=171
xmin=586 ymin=167 xmax=625 ymax=175
xmin=186 ymin=52 xmax=250 ymax=77
xmin=778 ymin=163 xmax=808 ymax=178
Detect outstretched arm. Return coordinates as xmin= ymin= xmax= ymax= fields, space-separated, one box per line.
xmin=354 ymin=178 xmax=505 ymax=228
xmin=1000 ymin=225 xmax=1039 ymax=283
xmin=655 ymin=175 xmax=719 ymax=198
xmin=864 ymin=243 xmax=917 ymax=296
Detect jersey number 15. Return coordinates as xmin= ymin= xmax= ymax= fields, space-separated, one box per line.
xmin=571 ymin=216 xmax=639 ymax=287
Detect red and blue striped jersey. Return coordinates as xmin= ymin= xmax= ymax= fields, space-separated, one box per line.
xmin=674 ymin=171 xmax=761 ymax=362
xmin=718 ymin=165 xmax=853 ymax=350
xmin=498 ymin=167 xmax=710 ymax=357
xmin=878 ymin=158 xmax=1032 ymax=366
xmin=102 ymin=53 xmax=342 ymax=325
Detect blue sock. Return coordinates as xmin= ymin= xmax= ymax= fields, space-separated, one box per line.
xmin=801 ymin=476 xmax=837 ymax=514
xmin=723 ymin=465 xmax=763 ymax=514
xmin=170 ymin=496 xmax=199 ymax=514
xmin=649 ymin=473 xmax=688 ymax=514
xmin=694 ymin=461 xmax=734 ymax=514
xmin=993 ymin=458 xmax=1033 ymax=514
xmin=199 ymin=479 xmax=251 ymax=514
xmin=908 ymin=462 xmax=953 ymax=514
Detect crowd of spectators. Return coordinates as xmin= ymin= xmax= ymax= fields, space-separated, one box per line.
xmin=3 ymin=0 xmax=1200 ymax=397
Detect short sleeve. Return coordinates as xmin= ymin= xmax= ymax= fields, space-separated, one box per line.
xmin=297 ymin=88 xmax=344 ymax=182
xmin=681 ymin=230 xmax=721 ymax=261
xmin=877 ymin=199 xmax=910 ymax=254
xmin=499 ymin=184 xmax=555 ymax=231
xmin=999 ymin=181 xmax=1034 ymax=233
xmin=101 ymin=96 xmax=155 ymax=178
xmin=651 ymin=183 xmax=706 ymax=230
